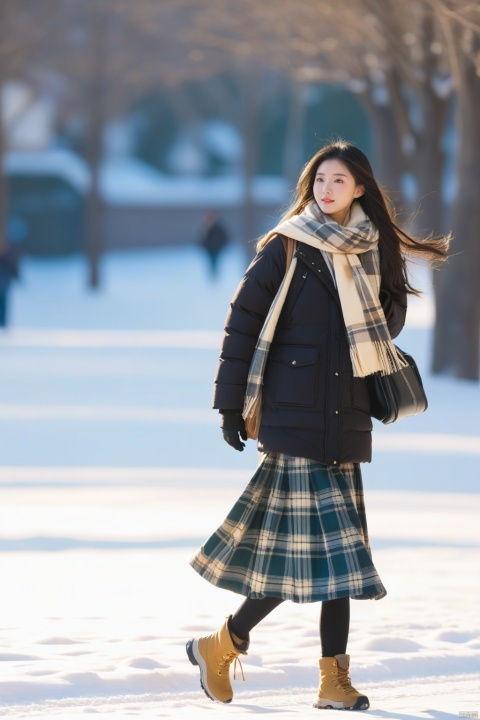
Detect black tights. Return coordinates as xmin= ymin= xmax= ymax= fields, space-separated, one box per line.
xmin=229 ymin=596 xmax=350 ymax=657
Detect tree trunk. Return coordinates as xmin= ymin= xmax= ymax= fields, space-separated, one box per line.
xmin=84 ymin=2 xmax=108 ymax=289
xmin=411 ymin=12 xmax=449 ymax=237
xmin=241 ymin=65 xmax=257 ymax=255
xmin=0 ymin=2 xmax=9 ymax=251
xmin=412 ymin=90 xmax=447 ymax=236
xmin=432 ymin=56 xmax=480 ymax=380
xmin=283 ymin=80 xmax=306 ymax=190
xmin=0 ymin=88 xmax=7 ymax=252
xmin=358 ymin=89 xmax=406 ymax=203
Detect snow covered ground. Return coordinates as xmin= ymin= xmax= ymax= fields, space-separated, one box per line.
xmin=0 ymin=244 xmax=479 ymax=718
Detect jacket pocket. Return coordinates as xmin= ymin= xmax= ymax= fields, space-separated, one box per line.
xmin=351 ymin=377 xmax=371 ymax=414
xmin=270 ymin=345 xmax=318 ymax=407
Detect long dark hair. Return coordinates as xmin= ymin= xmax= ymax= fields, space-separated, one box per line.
xmin=257 ymin=141 xmax=450 ymax=299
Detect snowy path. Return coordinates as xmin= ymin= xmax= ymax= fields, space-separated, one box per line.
xmin=1 ymin=487 xmax=479 ymax=717
xmin=0 ymin=248 xmax=479 ymax=717
xmin=1 ymin=478 xmax=479 ymax=716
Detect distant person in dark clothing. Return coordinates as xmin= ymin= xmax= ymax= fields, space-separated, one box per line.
xmin=198 ymin=212 xmax=230 ymax=279
xmin=0 ymin=244 xmax=19 ymax=328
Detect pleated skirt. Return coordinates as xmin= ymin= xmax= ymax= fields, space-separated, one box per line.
xmin=190 ymin=452 xmax=386 ymax=603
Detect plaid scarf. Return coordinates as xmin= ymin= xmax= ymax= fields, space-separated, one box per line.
xmin=243 ymin=200 xmax=407 ymax=437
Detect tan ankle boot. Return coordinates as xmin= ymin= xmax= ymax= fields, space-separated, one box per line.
xmin=186 ymin=616 xmax=249 ymax=703
xmin=314 ymin=654 xmax=369 ymax=710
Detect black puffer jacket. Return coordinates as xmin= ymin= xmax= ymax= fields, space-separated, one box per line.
xmin=213 ymin=235 xmax=407 ymax=464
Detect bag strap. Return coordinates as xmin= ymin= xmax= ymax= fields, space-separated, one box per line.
xmin=280 ymin=235 xmax=297 ymax=273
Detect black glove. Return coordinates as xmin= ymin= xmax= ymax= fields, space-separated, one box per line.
xmin=220 ymin=410 xmax=247 ymax=451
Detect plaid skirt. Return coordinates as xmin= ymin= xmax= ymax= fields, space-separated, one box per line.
xmin=190 ymin=453 xmax=386 ymax=603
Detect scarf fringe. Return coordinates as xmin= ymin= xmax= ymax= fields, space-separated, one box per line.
xmin=350 ymin=341 xmax=409 ymax=378
xmin=376 ymin=340 xmax=409 ymax=375
xmin=243 ymin=392 xmax=262 ymax=439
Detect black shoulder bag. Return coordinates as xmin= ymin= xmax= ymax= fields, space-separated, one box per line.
xmin=365 ymin=347 xmax=428 ymax=424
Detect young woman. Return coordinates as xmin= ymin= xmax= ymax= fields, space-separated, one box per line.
xmin=186 ymin=141 xmax=448 ymax=710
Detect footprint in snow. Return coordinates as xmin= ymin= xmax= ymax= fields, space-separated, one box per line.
xmin=38 ymin=637 xmax=83 ymax=645
xmin=437 ymin=630 xmax=478 ymax=643
xmin=362 ymin=637 xmax=423 ymax=652
xmin=128 ymin=657 xmax=168 ymax=669
xmin=0 ymin=653 xmax=41 ymax=661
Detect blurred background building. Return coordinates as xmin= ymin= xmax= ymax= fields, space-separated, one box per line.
xmin=0 ymin=0 xmax=479 ymax=378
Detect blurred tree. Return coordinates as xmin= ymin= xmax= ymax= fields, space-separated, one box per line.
xmin=358 ymin=1 xmax=451 ymax=233
xmin=179 ymin=0 xmax=373 ymax=248
xmin=180 ymin=0 xmax=452 ymax=234
xmin=0 ymin=0 xmax=54 ymax=252
xmin=429 ymin=0 xmax=480 ymax=379
xmin=0 ymin=1 xmax=7 ymax=254
xmin=1 ymin=0 xmax=222 ymax=287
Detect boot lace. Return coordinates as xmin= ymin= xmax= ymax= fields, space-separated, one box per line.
xmin=335 ymin=667 xmax=358 ymax=697
xmin=217 ymin=651 xmax=245 ymax=681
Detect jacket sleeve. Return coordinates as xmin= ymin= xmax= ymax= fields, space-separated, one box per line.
xmin=213 ymin=236 xmax=286 ymax=410
xmin=380 ymin=288 xmax=407 ymax=340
